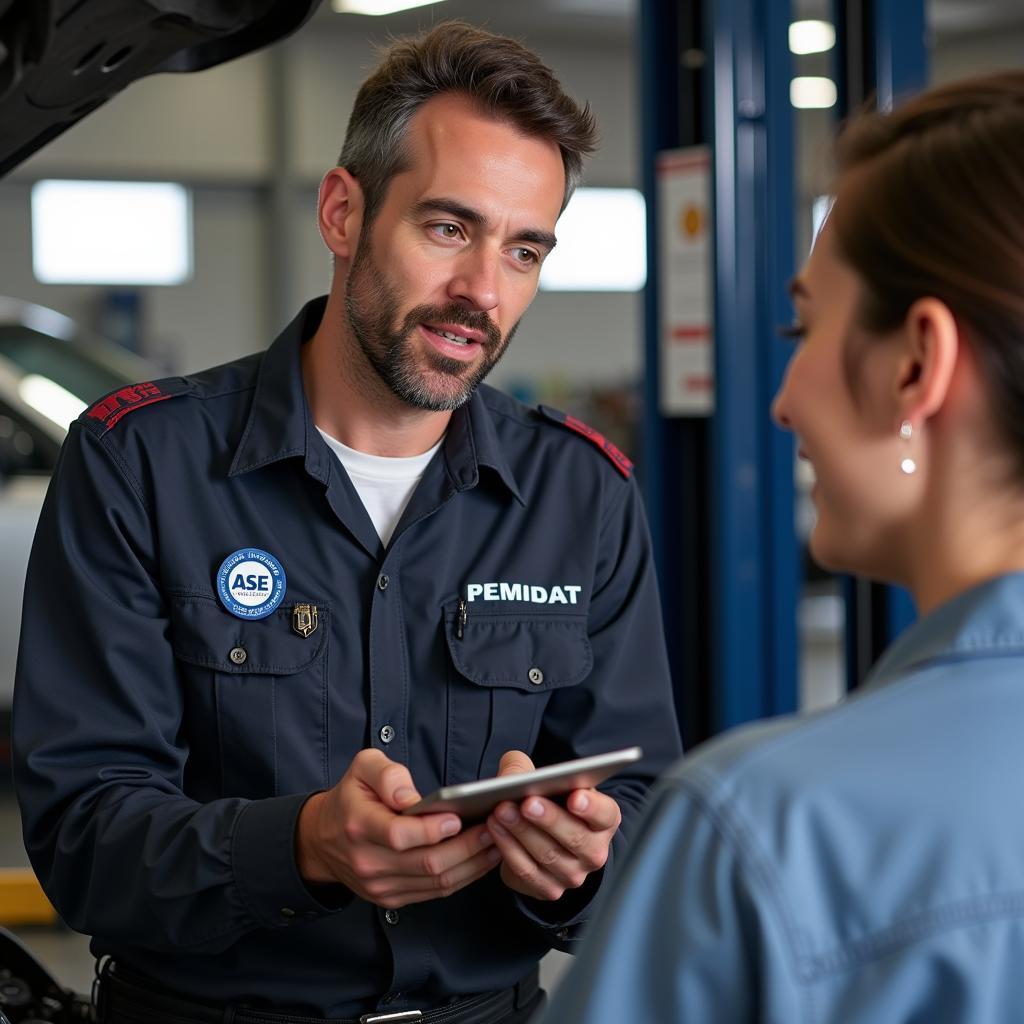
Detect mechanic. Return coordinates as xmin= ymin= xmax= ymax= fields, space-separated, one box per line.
xmin=12 ymin=20 xmax=681 ymax=1024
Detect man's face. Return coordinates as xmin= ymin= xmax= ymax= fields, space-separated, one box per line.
xmin=343 ymin=93 xmax=565 ymax=411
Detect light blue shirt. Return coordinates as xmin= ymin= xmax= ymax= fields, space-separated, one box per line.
xmin=542 ymin=573 xmax=1024 ymax=1023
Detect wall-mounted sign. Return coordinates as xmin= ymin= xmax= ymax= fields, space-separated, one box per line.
xmin=657 ymin=146 xmax=713 ymax=416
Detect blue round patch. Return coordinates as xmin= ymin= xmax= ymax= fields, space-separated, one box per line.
xmin=216 ymin=548 xmax=287 ymax=620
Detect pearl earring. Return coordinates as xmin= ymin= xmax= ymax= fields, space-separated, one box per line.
xmin=899 ymin=420 xmax=916 ymax=475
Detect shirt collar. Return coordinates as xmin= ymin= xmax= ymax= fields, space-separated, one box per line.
xmin=442 ymin=387 xmax=525 ymax=506
xmin=864 ymin=572 xmax=1024 ymax=691
xmin=230 ymin=297 xmax=525 ymax=505
xmin=229 ymin=297 xmax=328 ymax=481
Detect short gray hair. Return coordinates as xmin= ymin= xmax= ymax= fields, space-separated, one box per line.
xmin=338 ymin=21 xmax=598 ymax=223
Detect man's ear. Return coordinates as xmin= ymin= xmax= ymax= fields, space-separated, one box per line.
xmin=317 ymin=167 xmax=365 ymax=262
xmin=893 ymin=297 xmax=960 ymax=427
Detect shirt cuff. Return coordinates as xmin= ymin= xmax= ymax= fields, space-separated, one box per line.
xmin=231 ymin=793 xmax=352 ymax=928
xmin=513 ymin=846 xmax=615 ymax=949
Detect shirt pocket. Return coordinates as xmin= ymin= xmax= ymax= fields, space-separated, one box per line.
xmin=442 ymin=599 xmax=593 ymax=785
xmin=169 ymin=594 xmax=330 ymax=799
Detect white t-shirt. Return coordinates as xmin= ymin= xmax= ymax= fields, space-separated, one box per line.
xmin=317 ymin=428 xmax=444 ymax=547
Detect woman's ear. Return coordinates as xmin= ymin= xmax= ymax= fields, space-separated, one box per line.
xmin=317 ymin=167 xmax=365 ymax=262
xmin=894 ymin=297 xmax=960 ymax=427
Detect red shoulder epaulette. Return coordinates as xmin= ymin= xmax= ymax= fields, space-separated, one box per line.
xmin=83 ymin=378 xmax=190 ymax=434
xmin=537 ymin=404 xmax=634 ymax=480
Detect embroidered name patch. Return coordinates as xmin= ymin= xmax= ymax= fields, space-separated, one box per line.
xmin=466 ymin=582 xmax=583 ymax=605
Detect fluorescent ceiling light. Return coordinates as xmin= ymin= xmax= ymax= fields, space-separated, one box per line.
xmin=540 ymin=188 xmax=646 ymax=293
xmin=19 ymin=374 xmax=88 ymax=430
xmin=790 ymin=76 xmax=838 ymax=109
xmin=32 ymin=180 xmax=192 ymax=285
xmin=789 ymin=20 xmax=836 ymax=55
xmin=332 ymin=0 xmax=448 ymax=13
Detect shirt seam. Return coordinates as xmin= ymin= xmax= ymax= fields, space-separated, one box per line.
xmin=187 ymin=380 xmax=258 ymax=403
xmin=670 ymin=770 xmax=810 ymax=983
xmin=685 ymin=674 xmax=943 ymax=781
xmin=230 ymin=801 xmax=266 ymax=928
xmin=444 ymin=621 xmax=593 ymax=687
xmin=600 ymin=471 xmax=634 ymax=532
xmin=230 ymin=354 xmax=296 ymax=472
xmin=588 ymin=478 xmax=637 ymax=608
xmin=395 ymin=543 xmax=412 ymax=768
xmin=234 ymin=448 xmax=306 ymax=474
xmin=79 ymin=424 xmax=151 ymax=515
xmin=801 ymin=890 xmax=1024 ymax=979
xmin=483 ymin=398 xmax=633 ymax=491
xmin=479 ymin=392 xmax=536 ymax=429
xmin=874 ymin=643 xmax=1024 ymax=687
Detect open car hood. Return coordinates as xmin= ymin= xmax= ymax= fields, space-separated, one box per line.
xmin=0 ymin=0 xmax=322 ymax=177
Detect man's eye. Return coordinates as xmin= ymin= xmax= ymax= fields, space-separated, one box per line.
xmin=432 ymin=223 xmax=461 ymax=239
xmin=511 ymin=247 xmax=539 ymax=266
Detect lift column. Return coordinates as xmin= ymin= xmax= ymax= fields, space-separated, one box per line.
xmin=639 ymin=0 xmax=799 ymax=744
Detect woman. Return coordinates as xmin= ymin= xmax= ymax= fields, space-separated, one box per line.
xmin=541 ymin=71 xmax=1024 ymax=1023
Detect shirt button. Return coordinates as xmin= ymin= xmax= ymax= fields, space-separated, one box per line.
xmin=280 ymin=907 xmax=295 ymax=918
xmin=528 ymin=667 xmax=544 ymax=685
xmin=229 ymin=647 xmax=247 ymax=665
xmin=384 ymin=909 xmax=399 ymax=925
xmin=379 ymin=725 xmax=395 ymax=744
xmin=377 ymin=573 xmax=389 ymax=591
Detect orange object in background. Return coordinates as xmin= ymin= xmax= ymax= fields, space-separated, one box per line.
xmin=0 ymin=869 xmax=56 ymax=926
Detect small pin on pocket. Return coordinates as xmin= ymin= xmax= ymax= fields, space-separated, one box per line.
xmin=292 ymin=603 xmax=318 ymax=638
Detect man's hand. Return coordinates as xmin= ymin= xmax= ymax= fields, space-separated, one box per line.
xmin=296 ymin=748 xmax=500 ymax=908
xmin=486 ymin=750 xmax=621 ymax=902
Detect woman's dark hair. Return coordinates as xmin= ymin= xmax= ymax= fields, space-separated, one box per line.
xmin=338 ymin=20 xmax=598 ymax=224
xmin=831 ymin=71 xmax=1024 ymax=464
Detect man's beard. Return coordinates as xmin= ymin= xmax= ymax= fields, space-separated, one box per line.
xmin=344 ymin=233 xmax=518 ymax=412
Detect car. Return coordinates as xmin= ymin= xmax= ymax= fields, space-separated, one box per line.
xmin=0 ymin=0 xmax=321 ymax=739
xmin=0 ymin=2 xmax=322 ymax=176
xmin=0 ymin=297 xmax=161 ymax=743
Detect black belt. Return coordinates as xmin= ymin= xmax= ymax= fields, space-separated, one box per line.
xmin=99 ymin=963 xmax=541 ymax=1024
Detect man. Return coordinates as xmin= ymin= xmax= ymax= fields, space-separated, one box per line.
xmin=13 ymin=21 xmax=680 ymax=1024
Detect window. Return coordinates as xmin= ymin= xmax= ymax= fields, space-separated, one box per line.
xmin=31 ymin=180 xmax=193 ymax=285
xmin=540 ymin=187 xmax=646 ymax=293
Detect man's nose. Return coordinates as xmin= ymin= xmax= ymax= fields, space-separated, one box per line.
xmin=447 ymin=247 xmax=500 ymax=312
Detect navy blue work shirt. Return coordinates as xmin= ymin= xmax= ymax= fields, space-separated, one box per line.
xmin=13 ymin=298 xmax=681 ymax=1017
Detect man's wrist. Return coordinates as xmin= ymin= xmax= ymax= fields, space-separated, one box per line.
xmin=295 ymin=790 xmax=331 ymax=884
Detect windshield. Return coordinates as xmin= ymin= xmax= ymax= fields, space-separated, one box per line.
xmin=0 ymin=326 xmax=136 ymax=402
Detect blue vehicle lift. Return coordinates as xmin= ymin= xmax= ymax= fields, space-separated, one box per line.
xmin=640 ymin=0 xmax=927 ymax=742
xmin=640 ymin=0 xmax=797 ymax=745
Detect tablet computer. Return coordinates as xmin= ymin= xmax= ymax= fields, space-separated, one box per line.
xmin=401 ymin=746 xmax=643 ymax=822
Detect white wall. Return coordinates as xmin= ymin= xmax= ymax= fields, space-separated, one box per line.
xmin=1 ymin=20 xmax=643 ymax=390
xmin=931 ymin=26 xmax=1024 ymax=82
xmin=0 ymin=181 xmax=268 ymax=374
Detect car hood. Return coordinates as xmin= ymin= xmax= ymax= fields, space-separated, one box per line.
xmin=0 ymin=0 xmax=322 ymax=177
